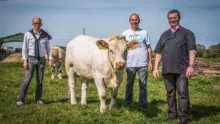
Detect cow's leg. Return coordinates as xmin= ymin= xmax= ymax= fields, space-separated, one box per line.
xmin=110 ymin=72 xmax=124 ymax=109
xmin=66 ymin=65 xmax=77 ymax=104
xmin=110 ymin=88 xmax=118 ymax=109
xmin=81 ymin=78 xmax=89 ymax=104
xmin=94 ymin=77 xmax=107 ymax=113
xmin=57 ymin=63 xmax=62 ymax=79
xmin=51 ymin=65 xmax=55 ymax=79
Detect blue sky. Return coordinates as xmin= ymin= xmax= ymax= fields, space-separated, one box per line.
xmin=1 ymin=0 xmax=220 ymax=49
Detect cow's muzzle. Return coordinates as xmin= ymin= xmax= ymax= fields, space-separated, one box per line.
xmin=116 ymin=62 xmax=125 ymax=70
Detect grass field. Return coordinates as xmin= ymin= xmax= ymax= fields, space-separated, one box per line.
xmin=0 ymin=62 xmax=219 ymax=124
xmin=196 ymin=57 xmax=220 ymax=63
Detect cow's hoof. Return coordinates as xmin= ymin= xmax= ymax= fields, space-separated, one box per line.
xmin=81 ymin=101 xmax=87 ymax=105
xmin=100 ymin=106 xmax=107 ymax=113
xmin=100 ymin=109 xmax=106 ymax=113
xmin=71 ymin=101 xmax=77 ymax=104
xmin=51 ymin=75 xmax=55 ymax=79
xmin=110 ymin=104 xmax=116 ymax=109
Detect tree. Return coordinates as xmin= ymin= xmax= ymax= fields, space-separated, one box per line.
xmin=208 ymin=43 xmax=220 ymax=58
xmin=196 ymin=44 xmax=206 ymax=57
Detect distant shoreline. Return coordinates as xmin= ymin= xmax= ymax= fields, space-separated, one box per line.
xmin=2 ymin=42 xmax=67 ymax=49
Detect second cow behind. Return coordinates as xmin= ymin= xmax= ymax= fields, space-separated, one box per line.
xmin=51 ymin=46 xmax=65 ymax=79
xmin=65 ymin=35 xmax=139 ymax=112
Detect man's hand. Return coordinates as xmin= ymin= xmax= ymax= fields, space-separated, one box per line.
xmin=186 ymin=66 xmax=194 ymax=78
xmin=153 ymin=69 xmax=160 ymax=78
xmin=153 ymin=54 xmax=161 ymax=78
xmin=48 ymin=60 xmax=53 ymax=68
xmin=148 ymin=62 xmax=153 ymax=72
xmin=23 ymin=60 xmax=28 ymax=69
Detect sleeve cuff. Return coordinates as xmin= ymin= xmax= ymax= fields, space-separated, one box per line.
xmin=189 ymin=49 xmax=197 ymax=53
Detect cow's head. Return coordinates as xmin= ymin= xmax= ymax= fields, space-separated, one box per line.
xmin=96 ymin=35 xmax=139 ymax=70
xmin=51 ymin=46 xmax=62 ymax=60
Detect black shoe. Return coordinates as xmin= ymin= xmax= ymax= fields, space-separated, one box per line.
xmin=125 ymin=102 xmax=132 ymax=107
xmin=36 ymin=100 xmax=44 ymax=105
xmin=140 ymin=108 xmax=147 ymax=113
xmin=179 ymin=120 xmax=188 ymax=124
xmin=166 ymin=116 xmax=177 ymax=122
xmin=125 ymin=101 xmax=132 ymax=105
xmin=168 ymin=116 xmax=177 ymax=120
xmin=16 ymin=101 xmax=24 ymax=107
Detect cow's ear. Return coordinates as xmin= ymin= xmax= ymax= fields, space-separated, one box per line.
xmin=58 ymin=48 xmax=62 ymax=59
xmin=96 ymin=40 xmax=109 ymax=49
xmin=127 ymin=40 xmax=140 ymax=50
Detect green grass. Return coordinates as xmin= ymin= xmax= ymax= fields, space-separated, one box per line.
xmin=0 ymin=62 xmax=220 ymax=124
xmin=196 ymin=57 xmax=220 ymax=63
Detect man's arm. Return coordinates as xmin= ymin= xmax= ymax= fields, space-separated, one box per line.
xmin=45 ymin=39 xmax=53 ymax=68
xmin=22 ymin=34 xmax=28 ymax=69
xmin=153 ymin=53 xmax=162 ymax=78
xmin=144 ymin=31 xmax=152 ymax=71
xmin=185 ymin=30 xmax=196 ymax=78
xmin=186 ymin=51 xmax=196 ymax=78
xmin=189 ymin=51 xmax=196 ymax=66
xmin=147 ymin=45 xmax=152 ymax=72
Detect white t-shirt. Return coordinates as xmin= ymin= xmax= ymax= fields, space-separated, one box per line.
xmin=122 ymin=28 xmax=150 ymax=67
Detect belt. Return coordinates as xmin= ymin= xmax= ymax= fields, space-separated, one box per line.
xmin=28 ymin=55 xmax=45 ymax=59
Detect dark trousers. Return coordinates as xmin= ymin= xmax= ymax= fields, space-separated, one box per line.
xmin=17 ymin=57 xmax=46 ymax=102
xmin=125 ymin=67 xmax=148 ymax=108
xmin=163 ymin=73 xmax=190 ymax=121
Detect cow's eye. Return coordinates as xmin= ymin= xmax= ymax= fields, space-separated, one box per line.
xmin=109 ymin=50 xmax=114 ymax=54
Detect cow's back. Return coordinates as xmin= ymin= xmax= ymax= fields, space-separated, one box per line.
xmin=66 ymin=35 xmax=105 ymax=79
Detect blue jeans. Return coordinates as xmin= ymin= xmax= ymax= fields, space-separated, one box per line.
xmin=17 ymin=57 xmax=46 ymax=102
xmin=125 ymin=67 xmax=148 ymax=108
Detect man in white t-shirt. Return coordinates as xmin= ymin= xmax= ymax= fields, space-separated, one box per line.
xmin=122 ymin=13 xmax=152 ymax=110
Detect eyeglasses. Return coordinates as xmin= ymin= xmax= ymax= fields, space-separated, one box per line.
xmin=33 ymin=23 xmax=41 ymax=25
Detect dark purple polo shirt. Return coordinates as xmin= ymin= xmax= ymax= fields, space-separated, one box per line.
xmin=155 ymin=26 xmax=196 ymax=74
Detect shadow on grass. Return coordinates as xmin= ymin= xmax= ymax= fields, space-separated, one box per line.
xmin=61 ymin=75 xmax=68 ymax=79
xmin=44 ymin=96 xmax=219 ymax=121
xmin=191 ymin=104 xmax=220 ymax=121
xmin=113 ymin=98 xmax=166 ymax=118
xmin=44 ymin=97 xmax=165 ymax=118
xmin=45 ymin=98 xmax=69 ymax=104
xmin=45 ymin=97 xmax=100 ymax=104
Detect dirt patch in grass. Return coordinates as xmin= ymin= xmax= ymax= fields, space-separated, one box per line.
xmin=211 ymin=85 xmax=220 ymax=90
xmin=194 ymin=61 xmax=220 ymax=77
xmin=0 ymin=52 xmax=22 ymax=63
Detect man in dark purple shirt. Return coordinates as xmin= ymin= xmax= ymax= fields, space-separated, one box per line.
xmin=153 ymin=10 xmax=196 ymax=124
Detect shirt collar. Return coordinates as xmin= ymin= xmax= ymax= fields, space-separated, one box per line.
xmin=129 ymin=28 xmax=141 ymax=33
xmin=170 ymin=25 xmax=182 ymax=33
xmin=33 ymin=29 xmax=42 ymax=35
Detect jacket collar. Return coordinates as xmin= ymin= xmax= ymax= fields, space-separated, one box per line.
xmin=29 ymin=29 xmax=52 ymax=40
xmin=170 ymin=25 xmax=183 ymax=33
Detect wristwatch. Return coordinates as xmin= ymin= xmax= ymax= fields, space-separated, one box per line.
xmin=189 ymin=64 xmax=195 ymax=68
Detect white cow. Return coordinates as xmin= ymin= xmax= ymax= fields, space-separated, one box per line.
xmin=51 ymin=46 xmax=65 ymax=79
xmin=65 ymin=35 xmax=139 ymax=112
